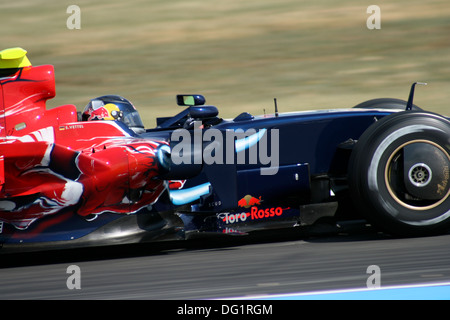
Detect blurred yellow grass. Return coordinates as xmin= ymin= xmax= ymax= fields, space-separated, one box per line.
xmin=1 ymin=0 xmax=449 ymax=126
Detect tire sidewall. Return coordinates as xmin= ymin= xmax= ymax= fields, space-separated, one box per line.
xmin=353 ymin=98 xmax=421 ymax=111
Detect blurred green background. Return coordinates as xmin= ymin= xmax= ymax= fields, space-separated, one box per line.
xmin=1 ymin=0 xmax=449 ymax=127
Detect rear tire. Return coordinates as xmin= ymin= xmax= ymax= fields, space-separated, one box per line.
xmin=348 ymin=111 xmax=450 ymax=236
xmin=353 ymin=98 xmax=422 ymax=111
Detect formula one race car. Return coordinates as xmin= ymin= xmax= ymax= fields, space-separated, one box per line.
xmin=1 ymin=48 xmax=449 ymax=253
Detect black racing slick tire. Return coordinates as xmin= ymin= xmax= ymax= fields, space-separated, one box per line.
xmin=353 ymin=98 xmax=421 ymax=111
xmin=348 ymin=111 xmax=450 ymax=237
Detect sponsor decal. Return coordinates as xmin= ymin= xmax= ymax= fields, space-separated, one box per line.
xmin=250 ymin=206 xmax=284 ymax=219
xmin=221 ymin=207 xmax=288 ymax=224
xmin=220 ymin=195 xmax=289 ymax=224
xmin=238 ymin=194 xmax=262 ymax=208
xmin=59 ymin=124 xmax=84 ymax=130
xmin=437 ymin=165 xmax=449 ymax=196
xmin=222 ymin=212 xmax=249 ymax=224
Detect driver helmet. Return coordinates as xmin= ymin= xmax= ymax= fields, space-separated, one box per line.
xmin=82 ymin=95 xmax=145 ymax=134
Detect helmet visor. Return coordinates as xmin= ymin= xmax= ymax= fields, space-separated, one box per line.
xmin=120 ymin=104 xmax=144 ymax=130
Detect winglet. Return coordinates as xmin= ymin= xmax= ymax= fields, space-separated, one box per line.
xmin=0 ymin=47 xmax=32 ymax=69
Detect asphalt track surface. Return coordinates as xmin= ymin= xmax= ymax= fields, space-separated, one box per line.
xmin=1 ymin=221 xmax=450 ymax=300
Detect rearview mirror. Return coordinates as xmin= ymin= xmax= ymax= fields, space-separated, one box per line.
xmin=176 ymin=94 xmax=206 ymax=106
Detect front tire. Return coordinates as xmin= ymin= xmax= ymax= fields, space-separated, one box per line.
xmin=348 ymin=111 xmax=450 ymax=236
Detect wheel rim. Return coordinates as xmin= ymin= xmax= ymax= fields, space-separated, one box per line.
xmin=408 ymin=163 xmax=432 ymax=187
xmin=385 ymin=139 xmax=450 ymax=211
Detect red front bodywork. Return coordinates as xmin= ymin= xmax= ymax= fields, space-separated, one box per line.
xmin=0 ymin=64 xmax=166 ymax=231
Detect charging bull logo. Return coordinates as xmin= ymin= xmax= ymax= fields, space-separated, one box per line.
xmin=86 ymin=103 xmax=122 ymax=121
xmin=238 ymin=195 xmax=262 ymax=208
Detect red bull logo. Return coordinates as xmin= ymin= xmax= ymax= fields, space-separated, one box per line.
xmin=238 ymin=195 xmax=262 ymax=208
xmin=87 ymin=103 xmax=121 ymax=121
xmin=87 ymin=106 xmax=110 ymax=121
